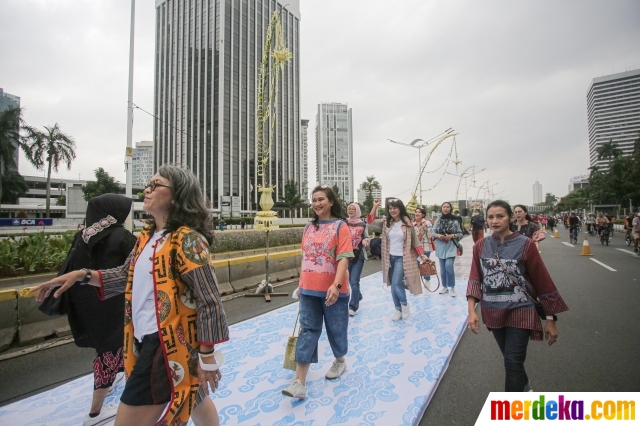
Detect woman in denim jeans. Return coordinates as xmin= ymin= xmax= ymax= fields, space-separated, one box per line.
xmin=367 ymin=198 xmax=427 ymax=321
xmin=467 ymin=200 xmax=568 ymax=392
xmin=346 ymin=203 xmax=370 ymax=316
xmin=433 ymin=202 xmax=463 ymax=297
xmin=282 ymin=185 xmax=354 ymax=400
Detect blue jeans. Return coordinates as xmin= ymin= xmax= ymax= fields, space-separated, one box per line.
xmin=491 ymin=327 xmax=531 ymax=391
xmin=439 ymin=256 xmax=456 ymax=288
xmin=348 ymin=257 xmax=365 ymax=311
xmin=295 ymin=293 xmax=349 ymax=363
xmin=388 ymin=255 xmax=407 ymax=310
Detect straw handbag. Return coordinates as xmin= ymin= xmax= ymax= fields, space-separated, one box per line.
xmin=283 ymin=310 xmax=301 ymax=371
xmin=418 ymin=259 xmax=441 ymax=292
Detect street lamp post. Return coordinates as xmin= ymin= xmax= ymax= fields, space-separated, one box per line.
xmin=124 ymin=0 xmax=135 ymax=231
xmin=388 ymin=128 xmax=454 ymax=205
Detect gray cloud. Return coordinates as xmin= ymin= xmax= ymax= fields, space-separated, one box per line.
xmin=2 ymin=0 xmax=639 ymax=205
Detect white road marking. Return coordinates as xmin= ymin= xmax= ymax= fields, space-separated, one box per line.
xmin=589 ymin=258 xmax=617 ymax=272
xmin=616 ymin=248 xmax=637 ymax=256
xmin=562 ymin=242 xmax=575 ymax=248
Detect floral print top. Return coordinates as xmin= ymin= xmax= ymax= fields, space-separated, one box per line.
xmin=299 ymin=219 xmax=354 ymax=298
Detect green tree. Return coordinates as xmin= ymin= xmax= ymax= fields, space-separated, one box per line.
xmin=56 ymin=194 xmax=66 ymax=206
xmin=281 ymin=179 xmax=303 ymax=224
xmin=0 ymin=106 xmax=35 ymax=203
xmin=555 ymin=189 xmax=590 ymax=212
xmin=82 ymin=167 xmax=122 ymax=201
xmin=1 ymin=170 xmax=29 ymax=203
xmin=544 ymin=192 xmax=558 ymax=206
xmin=361 ymin=175 xmax=381 ymax=212
xmin=24 ymin=123 xmax=76 ymax=217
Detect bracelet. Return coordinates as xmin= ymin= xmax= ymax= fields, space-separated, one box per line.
xmin=199 ymin=351 xmax=216 ymax=358
xmin=199 ymin=348 xmax=215 ymax=355
xmin=198 ymin=350 xmax=225 ymax=371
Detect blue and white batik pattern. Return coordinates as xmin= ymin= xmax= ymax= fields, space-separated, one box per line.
xmin=0 ymin=273 xmax=469 ymax=426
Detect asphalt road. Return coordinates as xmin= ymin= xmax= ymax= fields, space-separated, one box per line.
xmin=2 ymin=228 xmax=639 ymax=425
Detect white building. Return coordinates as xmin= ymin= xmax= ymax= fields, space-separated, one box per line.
xmin=153 ymin=0 xmax=302 ymax=215
xmin=316 ymin=102 xmax=354 ymax=202
xmin=132 ymin=141 xmax=154 ymax=188
xmin=357 ymin=184 xmax=382 ymax=204
xmin=587 ymin=69 xmax=640 ymax=170
xmin=532 ymin=180 xmax=543 ymax=204
xmin=300 ymin=119 xmax=309 ymax=200
xmin=568 ymin=175 xmax=589 ymax=192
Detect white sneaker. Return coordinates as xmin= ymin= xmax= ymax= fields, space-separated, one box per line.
xmin=83 ymin=403 xmax=118 ymax=426
xmin=325 ymin=360 xmax=347 ymax=379
xmin=348 ymin=309 xmax=356 ymax=316
xmin=281 ymin=379 xmax=307 ymax=399
xmin=391 ymin=309 xmax=402 ymax=321
xmin=401 ymin=303 xmax=410 ymax=320
xmin=106 ymin=371 xmax=125 ymax=395
xmin=439 ymin=286 xmax=449 ymax=294
xmin=450 ymin=287 xmax=457 ymax=297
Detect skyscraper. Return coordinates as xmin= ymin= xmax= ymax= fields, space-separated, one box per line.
xmin=153 ymin=0 xmax=302 ymax=213
xmin=0 ymin=88 xmax=20 ymax=173
xmin=300 ymin=119 xmax=309 ymax=199
xmin=132 ymin=141 xmax=154 ymax=188
xmin=587 ymin=69 xmax=640 ymax=170
xmin=316 ymin=102 xmax=354 ymax=202
xmin=532 ymin=180 xmax=542 ymax=205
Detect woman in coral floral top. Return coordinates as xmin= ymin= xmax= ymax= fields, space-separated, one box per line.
xmin=282 ymin=185 xmax=354 ymax=400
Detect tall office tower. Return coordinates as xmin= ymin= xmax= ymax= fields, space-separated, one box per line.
xmin=300 ymin=119 xmax=309 ymax=200
xmin=0 ymin=88 xmax=21 ymax=172
xmin=132 ymin=141 xmax=155 ymax=188
xmin=316 ymin=102 xmax=354 ymax=202
xmin=532 ymin=180 xmax=542 ymax=205
xmin=153 ymin=0 xmax=301 ymax=212
xmin=587 ymin=69 xmax=640 ymax=170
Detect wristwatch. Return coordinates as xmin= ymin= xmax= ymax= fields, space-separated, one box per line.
xmin=80 ymin=268 xmax=92 ymax=285
xmin=334 ymin=282 xmax=342 ymax=290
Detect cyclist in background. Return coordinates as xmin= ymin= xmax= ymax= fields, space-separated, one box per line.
xmin=585 ymin=213 xmax=596 ymax=235
xmin=569 ymin=213 xmax=581 ymax=242
xmin=595 ymin=212 xmax=609 ymax=237
xmin=624 ymin=212 xmax=634 ymax=241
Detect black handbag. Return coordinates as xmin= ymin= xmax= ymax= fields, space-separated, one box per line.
xmin=38 ymin=234 xmax=79 ymax=316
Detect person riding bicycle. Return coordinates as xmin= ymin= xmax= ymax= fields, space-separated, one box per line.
xmin=585 ymin=213 xmax=596 ymax=234
xmin=595 ymin=212 xmax=609 ymax=237
xmin=569 ymin=213 xmax=581 ymax=237
xmin=624 ymin=213 xmax=634 ymax=239
xmin=606 ymin=213 xmax=616 ymax=237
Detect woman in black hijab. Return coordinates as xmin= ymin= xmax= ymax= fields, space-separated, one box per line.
xmin=64 ymin=194 xmax=136 ymax=425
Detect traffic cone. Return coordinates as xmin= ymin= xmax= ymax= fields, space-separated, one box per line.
xmin=553 ymin=228 xmax=560 ymax=238
xmin=580 ymin=237 xmax=593 ymax=256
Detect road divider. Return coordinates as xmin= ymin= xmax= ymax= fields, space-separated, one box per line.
xmin=0 ymin=249 xmax=303 ymax=353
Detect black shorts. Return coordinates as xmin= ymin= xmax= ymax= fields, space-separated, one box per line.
xmin=119 ymin=333 xmax=172 ymax=406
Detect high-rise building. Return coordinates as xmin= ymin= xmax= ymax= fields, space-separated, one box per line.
xmin=300 ymin=119 xmax=309 ymax=200
xmin=532 ymin=180 xmax=542 ymax=205
xmin=132 ymin=141 xmax=154 ymax=188
xmin=0 ymin=88 xmax=20 ymax=173
xmin=587 ymin=69 xmax=640 ymax=170
xmin=316 ymin=102 xmax=354 ymax=202
xmin=568 ymin=175 xmax=589 ymax=193
xmin=153 ymin=0 xmax=301 ymax=213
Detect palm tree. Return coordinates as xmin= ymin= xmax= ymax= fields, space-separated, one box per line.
xmin=0 ymin=106 xmax=35 ymax=203
xmin=361 ymin=175 xmax=381 ymax=200
xmin=25 ymin=123 xmax=76 ymax=217
xmin=544 ymin=192 xmax=558 ymax=206
xmin=596 ymin=139 xmax=623 ymax=168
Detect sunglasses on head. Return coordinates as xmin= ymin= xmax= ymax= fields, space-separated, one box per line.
xmin=145 ymin=180 xmax=173 ymax=192
xmin=388 ymin=198 xmax=399 ymax=203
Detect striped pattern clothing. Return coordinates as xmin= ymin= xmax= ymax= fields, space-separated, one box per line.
xmin=97 ymin=226 xmax=230 ymax=425
xmin=367 ymin=214 xmax=424 ymax=295
xmin=466 ymin=232 xmax=568 ymax=341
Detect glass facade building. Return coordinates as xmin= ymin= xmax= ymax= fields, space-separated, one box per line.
xmin=587 ymin=69 xmax=640 ymax=170
xmin=300 ymin=118 xmax=309 ymax=199
xmin=153 ymin=0 xmax=301 ymax=212
xmin=132 ymin=141 xmax=155 ymax=188
xmin=316 ymin=102 xmax=354 ymax=202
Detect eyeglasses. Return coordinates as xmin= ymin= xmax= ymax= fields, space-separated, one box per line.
xmin=145 ymin=180 xmax=173 ymax=192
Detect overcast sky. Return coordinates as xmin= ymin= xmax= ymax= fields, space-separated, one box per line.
xmin=2 ymin=0 xmax=640 ymax=206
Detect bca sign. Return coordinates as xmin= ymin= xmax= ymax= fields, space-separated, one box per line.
xmin=0 ymin=219 xmax=53 ymax=227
